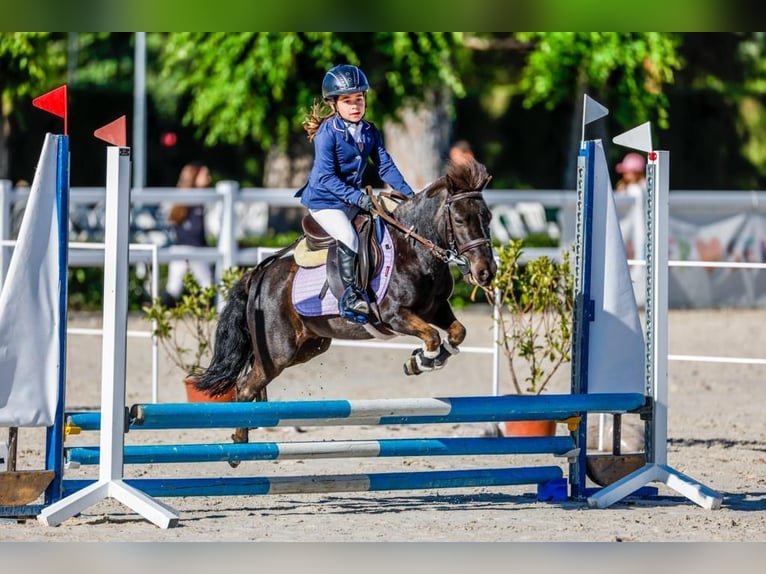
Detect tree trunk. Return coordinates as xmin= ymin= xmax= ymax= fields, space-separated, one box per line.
xmin=382 ymin=88 xmax=452 ymax=191
xmin=263 ymin=137 xmax=313 ymax=188
xmin=0 ymin=99 xmax=9 ymax=180
xmin=263 ymin=135 xmax=313 ymax=233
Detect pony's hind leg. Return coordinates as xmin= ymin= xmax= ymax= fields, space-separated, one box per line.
xmin=229 ymin=368 xmax=270 ymax=467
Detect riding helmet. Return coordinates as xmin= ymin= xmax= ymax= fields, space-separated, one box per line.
xmin=322 ymin=64 xmax=370 ymax=100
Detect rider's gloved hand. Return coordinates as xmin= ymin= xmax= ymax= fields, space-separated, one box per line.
xmin=357 ymin=194 xmax=374 ymax=212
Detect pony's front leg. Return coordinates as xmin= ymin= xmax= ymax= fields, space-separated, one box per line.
xmin=393 ymin=309 xmax=449 ymax=376
xmin=430 ymin=305 xmax=467 ymax=370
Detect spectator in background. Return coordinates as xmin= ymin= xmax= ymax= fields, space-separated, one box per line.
xmin=11 ymin=179 xmax=30 ymax=238
xmin=448 ymin=139 xmax=475 ymax=166
xmin=162 ymin=162 xmax=213 ymax=306
xmin=614 ymin=152 xmax=648 ymax=307
xmin=614 ymin=152 xmax=647 ymax=259
xmin=615 ymin=152 xmax=647 ymax=196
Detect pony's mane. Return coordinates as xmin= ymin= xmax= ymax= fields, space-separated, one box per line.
xmin=421 ymin=158 xmax=490 ymax=198
xmin=446 ymin=158 xmax=490 ymax=192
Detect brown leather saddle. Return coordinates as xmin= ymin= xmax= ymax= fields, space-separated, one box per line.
xmin=300 ymin=212 xmax=384 ymax=300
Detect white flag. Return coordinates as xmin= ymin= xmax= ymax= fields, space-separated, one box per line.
xmin=583 ymin=94 xmax=609 ymax=126
xmin=0 ymin=134 xmax=61 ymax=426
xmin=587 ymin=140 xmax=645 ymax=394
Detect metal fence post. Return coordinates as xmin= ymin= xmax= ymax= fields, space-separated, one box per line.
xmin=0 ymin=180 xmax=14 ymax=287
xmin=215 ymin=179 xmax=238 ymax=286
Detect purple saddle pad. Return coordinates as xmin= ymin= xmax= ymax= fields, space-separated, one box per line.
xmin=292 ymin=225 xmax=395 ymax=317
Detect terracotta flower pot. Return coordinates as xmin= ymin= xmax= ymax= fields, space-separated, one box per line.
xmin=500 ymin=419 xmax=557 ymax=437
xmin=184 ymin=376 xmax=236 ymax=403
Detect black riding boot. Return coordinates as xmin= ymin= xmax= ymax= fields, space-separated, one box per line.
xmin=337 ymin=242 xmax=369 ymax=323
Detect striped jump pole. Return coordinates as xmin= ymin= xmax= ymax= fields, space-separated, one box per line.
xmin=61 ymin=466 xmax=567 ymax=500
xmin=65 ymin=393 xmax=647 ymax=432
xmin=67 ymin=436 xmax=578 ymax=466
xmin=61 ymin=392 xmax=648 ymax=504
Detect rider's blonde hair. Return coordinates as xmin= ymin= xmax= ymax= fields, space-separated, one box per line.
xmin=303 ymin=100 xmax=336 ymax=142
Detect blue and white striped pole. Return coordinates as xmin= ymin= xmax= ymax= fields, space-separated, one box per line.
xmin=62 ymin=466 xmax=566 ymax=499
xmin=66 ymin=393 xmax=646 ymax=431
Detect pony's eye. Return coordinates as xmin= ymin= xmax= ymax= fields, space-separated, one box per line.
xmin=453 ymin=217 xmax=465 ymax=226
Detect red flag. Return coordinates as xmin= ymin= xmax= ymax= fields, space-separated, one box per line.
xmin=33 ymin=85 xmax=68 ymax=135
xmin=94 ymin=115 xmax=127 ymax=147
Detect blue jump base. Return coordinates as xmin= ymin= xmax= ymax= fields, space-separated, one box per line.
xmin=62 ymin=466 xmax=567 ymax=500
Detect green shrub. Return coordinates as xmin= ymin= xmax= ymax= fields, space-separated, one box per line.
xmin=492 ymin=239 xmax=574 ymax=395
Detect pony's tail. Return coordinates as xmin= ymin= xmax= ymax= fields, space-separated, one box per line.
xmin=194 ymin=278 xmax=252 ymax=396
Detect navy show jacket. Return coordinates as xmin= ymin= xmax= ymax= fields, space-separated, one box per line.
xmin=296 ymin=115 xmax=414 ymax=209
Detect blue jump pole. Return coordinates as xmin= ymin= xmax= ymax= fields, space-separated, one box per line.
xmin=66 ymin=436 xmax=577 ymax=466
xmin=62 ymin=465 xmax=566 ymax=499
xmin=67 ymin=393 xmax=646 ymax=431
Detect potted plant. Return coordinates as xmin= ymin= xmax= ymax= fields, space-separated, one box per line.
xmin=492 ymin=239 xmax=574 ymax=436
xmin=143 ymin=267 xmax=242 ymax=402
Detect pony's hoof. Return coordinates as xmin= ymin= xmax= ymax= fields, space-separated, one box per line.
xmin=228 ymin=459 xmax=241 ymax=469
xmin=404 ymin=349 xmax=435 ymax=376
xmin=231 ymin=429 xmax=250 ymax=444
xmin=403 ymin=360 xmax=420 ymax=376
xmin=433 ymin=342 xmax=459 ymax=369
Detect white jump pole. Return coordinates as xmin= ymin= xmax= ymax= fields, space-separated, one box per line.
xmin=587 ymin=123 xmax=723 ymax=510
xmin=39 ymin=145 xmax=179 ymax=528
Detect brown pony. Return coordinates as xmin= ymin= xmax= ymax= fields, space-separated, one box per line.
xmin=195 ymin=158 xmax=496 ymax=446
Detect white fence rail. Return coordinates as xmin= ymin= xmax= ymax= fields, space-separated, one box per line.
xmin=2 ymin=180 xmax=766 ymax=384
xmin=4 ymin=180 xmax=766 ymax=275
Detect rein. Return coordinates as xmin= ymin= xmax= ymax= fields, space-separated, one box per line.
xmin=370 ymin=189 xmax=452 ymax=263
xmin=368 ymin=186 xmax=491 ymax=272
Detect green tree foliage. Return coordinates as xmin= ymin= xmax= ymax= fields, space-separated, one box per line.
xmin=728 ymin=33 xmax=766 ymax=179
xmin=514 ymin=32 xmax=683 ymax=129
xmin=0 ymin=33 xmax=66 ymax=101
xmin=156 ymin=33 xmax=466 ymax=151
xmin=68 ymin=33 xmax=136 ymax=90
xmin=0 ymin=33 xmax=67 ymax=177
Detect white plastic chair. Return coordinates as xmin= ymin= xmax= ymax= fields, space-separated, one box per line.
xmin=516 ymin=202 xmax=560 ymax=239
xmin=490 ymin=205 xmax=528 ymax=241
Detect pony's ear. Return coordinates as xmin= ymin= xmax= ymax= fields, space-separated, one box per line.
xmin=480 ymin=175 xmax=493 ymax=190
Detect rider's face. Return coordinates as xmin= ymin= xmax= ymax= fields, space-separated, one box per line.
xmin=335 ymin=92 xmax=366 ymax=123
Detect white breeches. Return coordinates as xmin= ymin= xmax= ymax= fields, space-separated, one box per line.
xmin=309 ymin=207 xmax=358 ymax=252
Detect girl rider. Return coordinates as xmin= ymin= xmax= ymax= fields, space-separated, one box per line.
xmin=297 ymin=64 xmax=414 ymax=323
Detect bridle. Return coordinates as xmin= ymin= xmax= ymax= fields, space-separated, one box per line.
xmin=369 ymin=180 xmax=492 ymax=275
xmin=444 ymin=189 xmax=492 ymax=257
